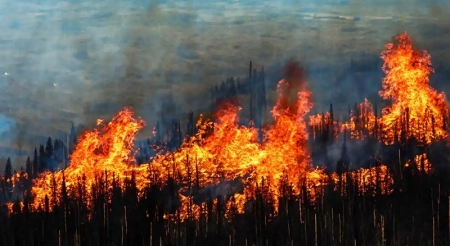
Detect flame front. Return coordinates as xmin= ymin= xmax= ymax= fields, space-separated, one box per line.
xmin=31 ymin=109 xmax=145 ymax=211
xmin=30 ymin=72 xmax=323 ymax=220
xmin=336 ymin=32 xmax=449 ymax=145
xmin=15 ymin=32 xmax=447 ymax=220
xmin=379 ymin=32 xmax=448 ymax=144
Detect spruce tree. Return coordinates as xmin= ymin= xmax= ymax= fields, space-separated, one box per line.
xmin=46 ymin=137 xmax=53 ymax=157
xmin=69 ymin=122 xmax=78 ymax=155
xmin=4 ymin=157 xmax=12 ymax=181
xmin=25 ymin=157 xmax=32 ymax=178
xmin=33 ymin=148 xmax=38 ymax=177
xmin=4 ymin=157 xmax=12 ymax=199
xmin=54 ymin=139 xmax=60 ymax=162
xmin=187 ymin=111 xmax=194 ymax=137
xmin=39 ymin=144 xmax=46 ymax=173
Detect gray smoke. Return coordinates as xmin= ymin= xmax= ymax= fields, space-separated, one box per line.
xmin=326 ymin=133 xmax=384 ymax=171
xmin=180 ymin=176 xmax=246 ymax=205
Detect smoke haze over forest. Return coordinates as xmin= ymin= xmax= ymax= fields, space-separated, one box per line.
xmin=0 ymin=0 xmax=449 ymax=167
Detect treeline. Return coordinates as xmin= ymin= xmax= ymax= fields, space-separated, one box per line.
xmin=2 ymin=135 xmax=450 ymax=246
xmin=0 ymin=126 xmax=77 ymax=203
xmin=0 ymin=61 xmax=268 ymax=201
xmin=2 ymin=59 xmax=450 ymax=245
xmin=136 ymin=61 xmax=268 ymax=163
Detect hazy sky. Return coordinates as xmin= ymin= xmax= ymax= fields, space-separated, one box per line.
xmin=0 ymin=0 xmax=449 ymax=163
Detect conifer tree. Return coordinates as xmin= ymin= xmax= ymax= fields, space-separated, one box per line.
xmin=39 ymin=144 xmax=46 ymax=173
xmin=33 ymin=148 xmax=38 ymax=177
xmin=230 ymin=77 xmax=237 ymax=98
xmin=46 ymin=137 xmax=53 ymax=157
xmin=4 ymin=157 xmax=12 ymax=181
xmin=54 ymin=139 xmax=60 ymax=161
xmin=69 ymin=122 xmax=78 ymax=155
xmin=4 ymin=157 xmax=12 ymax=199
xmin=187 ymin=111 xmax=194 ymax=137
xmin=25 ymin=157 xmax=32 ymax=178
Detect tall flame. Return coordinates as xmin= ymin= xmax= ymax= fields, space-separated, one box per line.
xmin=379 ymin=31 xmax=448 ymax=144
xmin=31 ymin=109 xmax=145 ymax=210
xmin=20 ymin=33 xmax=445 ymax=220
xmin=30 ymin=62 xmax=326 ymax=220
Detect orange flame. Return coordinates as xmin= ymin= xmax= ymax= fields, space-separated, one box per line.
xmin=331 ymin=164 xmax=393 ymax=196
xmin=405 ymin=153 xmax=433 ymax=174
xmin=379 ymin=32 xmax=448 ymax=144
xmin=13 ymin=32 xmax=445 ymax=222
xmin=31 ymin=109 xmax=145 ymax=210
xmin=29 ymin=73 xmax=323 ymax=221
xmin=342 ymin=99 xmax=377 ymax=140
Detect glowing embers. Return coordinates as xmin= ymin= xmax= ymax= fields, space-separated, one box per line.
xmin=341 ymin=99 xmax=378 ymax=141
xmin=404 ymin=153 xmax=433 ymax=174
xmin=331 ymin=164 xmax=394 ymax=196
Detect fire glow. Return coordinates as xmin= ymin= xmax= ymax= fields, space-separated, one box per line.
xmin=5 ymin=32 xmax=449 ymax=221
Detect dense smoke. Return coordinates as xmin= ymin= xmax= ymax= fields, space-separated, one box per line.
xmin=277 ymin=59 xmax=307 ymax=114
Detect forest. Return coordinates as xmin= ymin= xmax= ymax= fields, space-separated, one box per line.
xmin=1 ymin=32 xmax=450 ymax=246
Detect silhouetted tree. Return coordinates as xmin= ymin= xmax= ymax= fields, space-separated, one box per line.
xmin=33 ymin=148 xmax=38 ymax=178
xmin=4 ymin=157 xmax=12 ymax=181
xmin=39 ymin=145 xmax=46 ymax=173
xmin=25 ymin=157 xmax=32 ymax=178
xmin=46 ymin=137 xmax=53 ymax=158
xmin=4 ymin=157 xmax=12 ymax=199
xmin=69 ymin=122 xmax=78 ymax=155
xmin=187 ymin=111 xmax=195 ymax=137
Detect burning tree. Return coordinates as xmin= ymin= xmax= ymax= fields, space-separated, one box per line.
xmin=1 ymin=31 xmax=450 ymax=246
xmin=379 ymin=31 xmax=449 ymax=145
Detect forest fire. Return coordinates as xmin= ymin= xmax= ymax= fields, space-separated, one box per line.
xmin=29 ymin=59 xmax=324 ymax=220
xmin=379 ymin=32 xmax=448 ymax=145
xmin=336 ymin=32 xmax=449 ymax=146
xmin=2 ymin=31 xmax=449 ymax=245
xmin=405 ymin=153 xmax=433 ymax=174
xmin=341 ymin=99 xmax=377 ymax=140
xmin=31 ymin=109 xmax=145 ymax=211
xmin=331 ymin=164 xmax=394 ymax=196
